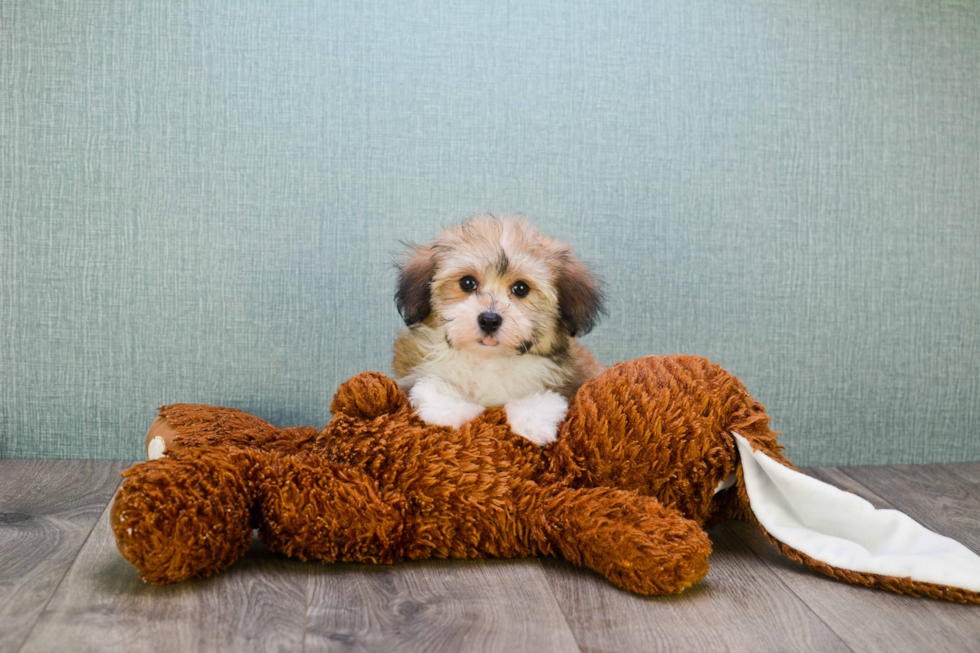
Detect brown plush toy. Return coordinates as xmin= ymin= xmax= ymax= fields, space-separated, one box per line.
xmin=112 ymin=356 xmax=980 ymax=602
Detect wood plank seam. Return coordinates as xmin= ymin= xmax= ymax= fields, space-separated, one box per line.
xmin=946 ymin=464 xmax=980 ymax=488
xmin=531 ymin=559 xmax=585 ymax=653
xmin=301 ymin=561 xmax=309 ymax=653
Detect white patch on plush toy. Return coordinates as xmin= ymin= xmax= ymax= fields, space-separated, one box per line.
xmin=147 ymin=436 xmax=167 ymax=460
xmin=713 ymin=473 xmax=736 ymax=495
xmin=409 ymin=376 xmax=486 ymax=429
xmin=734 ymin=432 xmax=980 ymax=592
xmin=505 ymin=391 xmax=569 ymax=446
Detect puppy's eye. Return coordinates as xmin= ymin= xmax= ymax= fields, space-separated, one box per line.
xmin=459 ymin=275 xmax=478 ymax=292
xmin=510 ymin=280 xmax=530 ymax=297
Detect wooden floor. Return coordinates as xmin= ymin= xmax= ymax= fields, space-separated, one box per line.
xmin=1 ymin=460 xmax=979 ymax=653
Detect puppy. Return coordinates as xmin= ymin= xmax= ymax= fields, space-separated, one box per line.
xmin=393 ymin=214 xmax=605 ymax=445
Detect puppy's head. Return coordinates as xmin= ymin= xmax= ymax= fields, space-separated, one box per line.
xmin=396 ymin=214 xmax=604 ymax=358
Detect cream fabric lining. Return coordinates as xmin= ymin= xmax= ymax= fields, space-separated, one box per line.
xmin=734 ymin=433 xmax=980 ymax=592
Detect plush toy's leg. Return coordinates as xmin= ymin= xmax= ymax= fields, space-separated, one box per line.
xmin=146 ymin=415 xmax=178 ymax=459
xmin=256 ymin=454 xmax=409 ymax=564
xmin=733 ymin=433 xmax=980 ymax=603
xmin=532 ymin=486 xmax=712 ymax=596
xmin=112 ymin=447 xmax=265 ymax=584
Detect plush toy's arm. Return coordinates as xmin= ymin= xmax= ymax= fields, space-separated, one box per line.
xmin=531 ymin=485 xmax=712 ymax=595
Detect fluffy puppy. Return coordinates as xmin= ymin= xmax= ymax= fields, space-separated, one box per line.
xmin=393 ymin=214 xmax=605 ymax=445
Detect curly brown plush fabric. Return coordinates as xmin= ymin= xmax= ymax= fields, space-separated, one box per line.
xmin=112 ymin=355 xmax=980 ymax=602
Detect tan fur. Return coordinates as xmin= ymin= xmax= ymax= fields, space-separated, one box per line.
xmin=394 ymin=214 xmax=605 ymax=405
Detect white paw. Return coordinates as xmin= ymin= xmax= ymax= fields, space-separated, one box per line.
xmin=409 ymin=377 xmax=486 ymax=429
xmin=147 ymin=435 xmax=167 ymax=460
xmin=505 ymin=391 xmax=569 ymax=446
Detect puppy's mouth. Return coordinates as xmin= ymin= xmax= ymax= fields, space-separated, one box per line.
xmin=480 ymin=336 xmax=499 ymax=347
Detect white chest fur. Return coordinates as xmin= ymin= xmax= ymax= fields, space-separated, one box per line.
xmin=407 ymin=342 xmax=570 ymax=407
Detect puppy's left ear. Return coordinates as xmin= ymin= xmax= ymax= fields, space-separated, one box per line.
xmin=395 ymin=245 xmax=437 ymax=326
xmin=556 ymin=253 xmax=605 ymax=337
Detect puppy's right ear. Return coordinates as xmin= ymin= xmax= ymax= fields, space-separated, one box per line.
xmin=555 ymin=252 xmax=605 ymax=337
xmin=395 ymin=245 xmax=437 ymax=326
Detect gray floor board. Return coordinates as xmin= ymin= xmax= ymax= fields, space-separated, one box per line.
xmin=540 ymin=522 xmax=852 ymax=653
xmin=0 ymin=459 xmax=128 ymax=653
xmin=17 ymin=502 xmax=309 ymax=653
xmin=924 ymin=461 xmax=980 ymax=486
xmin=727 ymin=466 xmax=980 ymax=653
xmin=6 ymin=460 xmax=980 ymax=652
xmin=304 ymin=558 xmax=581 ymax=653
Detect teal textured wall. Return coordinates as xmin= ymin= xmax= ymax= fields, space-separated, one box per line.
xmin=2 ymin=1 xmax=978 ymax=464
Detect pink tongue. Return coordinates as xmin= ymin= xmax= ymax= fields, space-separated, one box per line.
xmin=482 ymin=337 xmax=498 ymax=346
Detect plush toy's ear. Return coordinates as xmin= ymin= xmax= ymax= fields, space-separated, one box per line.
xmin=395 ymin=245 xmax=437 ymax=326
xmin=734 ymin=433 xmax=980 ymax=603
xmin=555 ymin=252 xmax=605 ymax=337
xmin=331 ymin=372 xmax=408 ymax=420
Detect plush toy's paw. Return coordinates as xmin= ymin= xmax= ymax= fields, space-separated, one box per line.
xmin=408 ymin=376 xmax=486 ymax=429
xmin=113 ymin=448 xmax=260 ymax=584
xmin=505 ymin=391 xmax=568 ymax=446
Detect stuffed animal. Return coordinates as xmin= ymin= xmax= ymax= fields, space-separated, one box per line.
xmin=112 ymin=356 xmax=980 ymax=602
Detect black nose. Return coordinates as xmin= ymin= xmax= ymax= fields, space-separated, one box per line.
xmin=478 ymin=312 xmax=503 ymax=334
